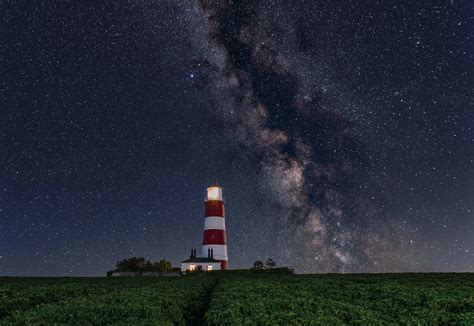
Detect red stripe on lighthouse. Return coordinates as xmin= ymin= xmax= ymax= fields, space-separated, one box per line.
xmin=202 ymin=186 xmax=228 ymax=270
xmin=205 ymin=200 xmax=224 ymax=217
xmin=202 ymin=229 xmax=227 ymax=245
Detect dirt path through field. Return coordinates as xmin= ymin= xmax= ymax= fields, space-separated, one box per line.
xmin=184 ymin=275 xmax=220 ymax=325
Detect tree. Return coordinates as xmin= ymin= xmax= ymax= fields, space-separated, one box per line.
xmin=265 ymin=258 xmax=277 ymax=269
xmin=116 ymin=257 xmax=153 ymax=272
xmin=143 ymin=260 xmax=154 ymax=272
xmin=253 ymin=260 xmax=264 ymax=269
xmin=154 ymin=259 xmax=173 ymax=272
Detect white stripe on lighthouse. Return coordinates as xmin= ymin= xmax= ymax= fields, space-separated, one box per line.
xmin=204 ymin=216 xmax=226 ymax=230
xmin=202 ymin=244 xmax=228 ymax=260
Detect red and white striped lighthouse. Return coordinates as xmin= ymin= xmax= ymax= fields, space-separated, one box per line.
xmin=202 ymin=185 xmax=228 ymax=269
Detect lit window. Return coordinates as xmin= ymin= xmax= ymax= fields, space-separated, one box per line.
xmin=207 ymin=264 xmax=213 ymax=271
xmin=189 ymin=264 xmax=195 ymax=271
xmin=207 ymin=187 xmax=222 ymax=200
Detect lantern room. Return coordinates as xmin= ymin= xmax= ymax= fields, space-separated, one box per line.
xmin=207 ymin=186 xmax=222 ymax=201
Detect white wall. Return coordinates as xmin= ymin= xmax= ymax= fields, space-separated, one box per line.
xmin=181 ymin=262 xmax=221 ymax=272
xmin=201 ymin=244 xmax=228 ymax=260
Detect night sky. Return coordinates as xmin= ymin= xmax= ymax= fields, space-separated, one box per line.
xmin=1 ymin=1 xmax=472 ymax=276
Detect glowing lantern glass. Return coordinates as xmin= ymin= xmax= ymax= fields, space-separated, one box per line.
xmin=207 ymin=187 xmax=222 ymax=201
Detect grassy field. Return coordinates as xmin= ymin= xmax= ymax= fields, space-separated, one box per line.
xmin=1 ymin=271 xmax=473 ymax=325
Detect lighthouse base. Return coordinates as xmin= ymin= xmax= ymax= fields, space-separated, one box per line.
xmin=220 ymin=260 xmax=229 ymax=270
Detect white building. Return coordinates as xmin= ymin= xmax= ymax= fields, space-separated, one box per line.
xmin=181 ymin=248 xmax=221 ymax=272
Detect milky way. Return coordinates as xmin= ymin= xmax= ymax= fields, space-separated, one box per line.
xmin=181 ymin=0 xmax=473 ymax=272
xmin=0 ymin=1 xmax=472 ymax=275
xmin=180 ymin=0 xmax=409 ymax=272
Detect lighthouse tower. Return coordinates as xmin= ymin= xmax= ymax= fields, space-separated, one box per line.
xmin=202 ymin=185 xmax=228 ymax=269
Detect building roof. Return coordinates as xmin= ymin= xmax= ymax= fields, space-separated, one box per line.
xmin=181 ymin=256 xmax=220 ymax=263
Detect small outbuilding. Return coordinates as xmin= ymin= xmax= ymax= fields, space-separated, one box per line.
xmin=181 ymin=248 xmax=221 ymax=272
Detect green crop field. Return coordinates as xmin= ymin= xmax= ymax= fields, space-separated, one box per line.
xmin=1 ymin=271 xmax=473 ymax=325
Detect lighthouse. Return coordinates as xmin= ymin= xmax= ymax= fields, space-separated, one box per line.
xmin=202 ymin=185 xmax=228 ymax=269
xmin=181 ymin=185 xmax=228 ymax=272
